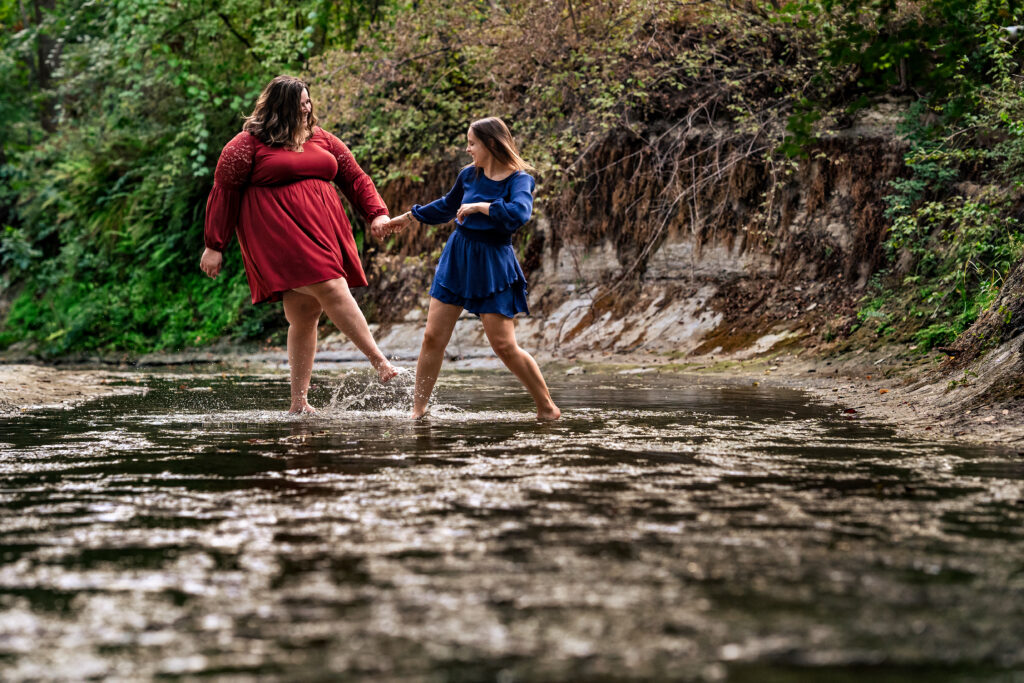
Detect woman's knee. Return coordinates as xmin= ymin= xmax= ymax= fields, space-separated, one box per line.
xmin=287 ymin=310 xmax=322 ymax=329
xmin=489 ymin=337 xmax=518 ymax=360
xmin=421 ymin=327 xmax=451 ymax=351
xmin=285 ymin=299 xmax=323 ymax=326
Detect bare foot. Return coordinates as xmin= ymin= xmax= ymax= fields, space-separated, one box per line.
xmin=537 ymin=405 xmax=561 ymax=421
xmin=288 ymin=402 xmax=317 ymax=415
xmin=375 ymin=360 xmax=399 ymax=383
xmin=410 ymin=406 xmax=428 ymax=419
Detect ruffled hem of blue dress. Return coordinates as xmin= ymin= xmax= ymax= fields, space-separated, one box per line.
xmin=433 ymin=229 xmax=525 ymax=300
xmin=430 ymin=278 xmax=529 ymax=318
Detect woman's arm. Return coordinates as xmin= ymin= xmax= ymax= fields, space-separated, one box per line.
xmin=487 ymin=173 xmax=535 ymax=233
xmin=455 ymin=201 xmax=489 ymax=223
xmin=410 ymin=168 xmax=469 ymax=225
xmin=202 ymin=132 xmax=256 ymax=277
xmin=378 ymin=170 xmax=470 ymax=238
xmin=322 ymin=129 xmax=389 ymax=224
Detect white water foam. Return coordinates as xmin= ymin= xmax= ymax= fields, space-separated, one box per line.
xmin=326 ymin=367 xmax=416 ymax=413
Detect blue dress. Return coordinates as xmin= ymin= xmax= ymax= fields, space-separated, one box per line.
xmin=411 ymin=166 xmax=534 ymax=318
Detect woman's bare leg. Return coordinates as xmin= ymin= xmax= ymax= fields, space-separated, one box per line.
xmin=481 ymin=313 xmax=560 ymax=420
xmin=291 ymin=278 xmax=398 ymax=382
xmin=282 ymin=291 xmax=323 ymax=413
xmin=412 ymin=297 xmax=463 ymax=419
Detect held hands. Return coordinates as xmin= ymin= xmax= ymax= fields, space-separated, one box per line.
xmin=371 ymin=201 xmax=489 ymax=244
xmin=455 ymin=201 xmax=489 ymax=223
xmin=370 ymin=214 xmax=394 ymax=241
xmin=375 ymin=212 xmax=413 ymax=240
xmin=200 ymin=247 xmax=223 ymax=278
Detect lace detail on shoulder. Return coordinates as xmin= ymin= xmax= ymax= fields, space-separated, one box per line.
xmin=317 ymin=128 xmax=358 ymax=181
xmin=316 ymin=127 xmax=388 ymax=221
xmin=213 ymin=131 xmax=256 ymax=190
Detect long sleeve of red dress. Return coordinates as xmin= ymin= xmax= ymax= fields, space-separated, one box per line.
xmin=321 ymin=130 xmax=389 ymax=223
xmin=204 ymin=131 xmax=256 ymax=251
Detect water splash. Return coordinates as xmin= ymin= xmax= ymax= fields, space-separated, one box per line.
xmin=319 ymin=370 xmax=535 ymax=422
xmin=327 ymin=367 xmax=415 ymax=413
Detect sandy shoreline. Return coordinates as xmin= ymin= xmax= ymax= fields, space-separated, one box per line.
xmin=0 ymin=364 xmax=144 ymax=415
xmin=699 ymin=354 xmax=1024 ymax=450
xmin=1 ymin=351 xmax=1022 ymax=449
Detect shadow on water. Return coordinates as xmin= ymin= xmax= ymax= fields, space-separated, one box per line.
xmin=0 ymin=369 xmax=1021 ymax=681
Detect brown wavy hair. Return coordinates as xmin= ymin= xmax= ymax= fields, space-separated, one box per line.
xmin=469 ymin=117 xmax=534 ymax=172
xmin=243 ymin=75 xmax=317 ymax=151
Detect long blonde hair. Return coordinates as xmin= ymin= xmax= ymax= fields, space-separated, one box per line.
xmin=469 ymin=117 xmax=534 ymax=172
xmin=243 ymin=75 xmax=317 ymax=151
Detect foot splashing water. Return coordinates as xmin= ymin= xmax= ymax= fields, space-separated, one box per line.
xmin=315 ymin=368 xmax=533 ymax=422
xmin=324 ymin=367 xmax=416 ymax=415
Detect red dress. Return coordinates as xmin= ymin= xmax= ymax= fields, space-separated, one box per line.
xmin=204 ymin=126 xmax=388 ymax=304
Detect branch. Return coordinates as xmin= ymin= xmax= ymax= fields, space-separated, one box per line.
xmin=217 ymin=12 xmax=255 ymax=56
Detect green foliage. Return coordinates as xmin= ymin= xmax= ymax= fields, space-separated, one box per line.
xmin=0 ymin=0 xmax=391 ymax=355
xmin=815 ymin=0 xmax=1013 ymax=91
xmin=5 ymin=0 xmax=1024 ymax=358
xmin=0 ymin=226 xmax=40 ymax=275
xmin=855 ymin=295 xmax=893 ymax=335
xmin=776 ymin=1 xmax=1023 ymax=150
xmin=947 ymin=368 xmax=979 ymax=389
xmin=864 ymin=17 xmax=1024 ymax=351
xmin=772 ymin=0 xmax=1024 ymax=352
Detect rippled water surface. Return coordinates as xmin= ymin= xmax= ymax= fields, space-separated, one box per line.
xmin=0 ymin=369 xmax=1021 ymax=681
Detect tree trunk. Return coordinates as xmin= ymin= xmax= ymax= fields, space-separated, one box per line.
xmin=33 ymin=0 xmax=58 ymax=132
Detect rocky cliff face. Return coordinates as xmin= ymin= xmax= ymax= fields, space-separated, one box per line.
xmin=360 ymin=121 xmax=910 ymax=361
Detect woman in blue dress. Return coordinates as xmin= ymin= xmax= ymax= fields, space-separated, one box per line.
xmin=382 ymin=117 xmax=560 ymax=420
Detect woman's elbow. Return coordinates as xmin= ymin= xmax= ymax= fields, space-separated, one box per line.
xmin=509 ymin=204 xmax=533 ymax=228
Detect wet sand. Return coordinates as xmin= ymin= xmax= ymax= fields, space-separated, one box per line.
xmin=568 ymin=347 xmax=1024 ymax=449
xmin=687 ymin=349 xmax=1024 ymax=449
xmin=544 ymin=348 xmax=1024 ymax=449
xmin=0 ymin=364 xmax=142 ymax=415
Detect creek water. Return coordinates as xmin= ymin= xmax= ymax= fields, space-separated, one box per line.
xmin=0 ymin=368 xmax=1021 ymax=681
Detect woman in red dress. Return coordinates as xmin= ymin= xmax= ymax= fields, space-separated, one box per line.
xmin=200 ymin=75 xmax=397 ymax=414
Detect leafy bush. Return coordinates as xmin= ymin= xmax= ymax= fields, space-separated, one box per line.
xmin=0 ymin=0 xmax=392 ymax=355
xmin=780 ymin=0 xmax=1024 ymax=351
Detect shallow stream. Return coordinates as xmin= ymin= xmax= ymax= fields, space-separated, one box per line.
xmin=0 ymin=369 xmax=1021 ymax=681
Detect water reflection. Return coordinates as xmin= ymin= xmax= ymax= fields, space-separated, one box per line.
xmin=0 ymin=370 xmax=1020 ymax=681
